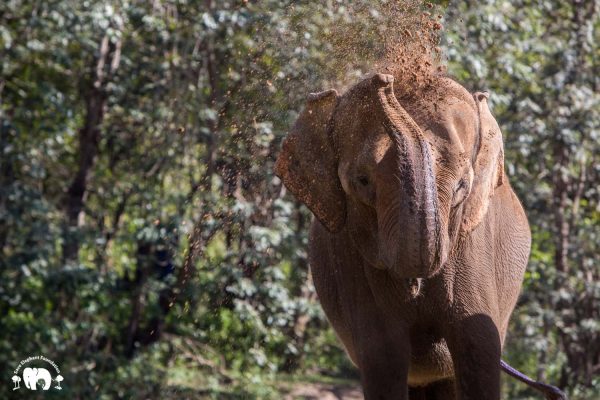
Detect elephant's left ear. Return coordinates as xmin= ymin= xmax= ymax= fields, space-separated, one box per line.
xmin=462 ymin=92 xmax=505 ymax=233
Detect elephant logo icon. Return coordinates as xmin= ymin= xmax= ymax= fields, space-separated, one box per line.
xmin=10 ymin=355 xmax=64 ymax=392
xmin=23 ymin=367 xmax=52 ymax=390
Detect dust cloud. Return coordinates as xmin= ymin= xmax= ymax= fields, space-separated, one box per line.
xmin=324 ymin=0 xmax=445 ymax=95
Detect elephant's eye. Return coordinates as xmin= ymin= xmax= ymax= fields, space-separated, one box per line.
xmin=455 ymin=178 xmax=467 ymax=192
xmin=352 ymin=174 xmax=375 ymax=206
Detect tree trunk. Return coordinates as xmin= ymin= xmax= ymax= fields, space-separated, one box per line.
xmin=62 ymin=34 xmax=121 ymax=264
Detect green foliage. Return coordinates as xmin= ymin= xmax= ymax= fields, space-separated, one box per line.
xmin=0 ymin=0 xmax=598 ymax=398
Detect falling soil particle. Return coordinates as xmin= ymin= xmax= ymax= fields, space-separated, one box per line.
xmin=324 ymin=1 xmax=445 ymax=98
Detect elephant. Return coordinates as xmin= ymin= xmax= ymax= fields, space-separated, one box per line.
xmin=23 ymin=367 xmax=52 ymax=390
xmin=275 ymin=73 xmax=566 ymax=400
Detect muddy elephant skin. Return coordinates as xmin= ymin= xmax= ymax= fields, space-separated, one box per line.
xmin=275 ymin=73 xmax=531 ymax=400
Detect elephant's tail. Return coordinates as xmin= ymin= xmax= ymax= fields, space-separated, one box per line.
xmin=500 ymin=359 xmax=568 ymax=400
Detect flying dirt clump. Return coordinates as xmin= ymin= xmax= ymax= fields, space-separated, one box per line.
xmin=325 ymin=0 xmax=445 ymax=97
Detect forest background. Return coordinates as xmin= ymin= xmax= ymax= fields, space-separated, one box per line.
xmin=1 ymin=0 xmax=598 ymax=398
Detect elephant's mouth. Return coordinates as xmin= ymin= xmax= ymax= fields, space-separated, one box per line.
xmin=376 ymin=230 xmax=448 ymax=279
xmin=344 ymin=200 xmax=447 ymax=279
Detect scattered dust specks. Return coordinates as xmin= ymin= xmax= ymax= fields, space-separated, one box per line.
xmin=324 ymin=1 xmax=445 ymax=95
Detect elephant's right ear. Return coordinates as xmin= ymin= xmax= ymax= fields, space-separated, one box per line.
xmin=275 ymin=89 xmax=346 ymax=233
xmin=461 ymin=92 xmax=505 ymax=233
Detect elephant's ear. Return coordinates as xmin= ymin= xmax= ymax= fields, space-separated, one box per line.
xmin=274 ymin=89 xmax=346 ymax=233
xmin=461 ymin=92 xmax=505 ymax=232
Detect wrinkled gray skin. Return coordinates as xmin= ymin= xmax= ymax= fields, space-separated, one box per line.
xmin=275 ymin=74 xmax=531 ymax=400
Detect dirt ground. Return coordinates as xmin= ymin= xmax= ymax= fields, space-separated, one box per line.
xmin=284 ymin=382 xmax=364 ymax=400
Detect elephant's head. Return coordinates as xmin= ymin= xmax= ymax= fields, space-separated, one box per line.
xmin=275 ymin=73 xmax=504 ymax=279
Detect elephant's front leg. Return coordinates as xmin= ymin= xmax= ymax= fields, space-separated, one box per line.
xmin=446 ymin=313 xmax=502 ymax=400
xmin=356 ymin=323 xmax=411 ymax=400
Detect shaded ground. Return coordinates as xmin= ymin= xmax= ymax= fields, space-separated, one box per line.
xmin=283 ymin=382 xmax=363 ymax=400
xmin=163 ymin=367 xmax=363 ymax=399
xmin=161 ymin=382 xmax=363 ymax=400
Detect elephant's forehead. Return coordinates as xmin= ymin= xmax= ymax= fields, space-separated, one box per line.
xmin=332 ymin=75 xmax=478 ymax=161
xmin=349 ymin=132 xmax=393 ymax=165
xmin=402 ymin=94 xmax=478 ymax=157
xmin=333 ymin=99 xmax=381 ymax=140
xmin=372 ymin=133 xmax=393 ymax=163
xmin=333 ymin=114 xmax=390 ymax=161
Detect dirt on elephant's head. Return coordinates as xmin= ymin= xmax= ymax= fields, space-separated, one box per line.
xmin=327 ymin=0 xmax=444 ymax=99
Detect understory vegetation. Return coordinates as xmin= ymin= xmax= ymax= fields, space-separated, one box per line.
xmin=1 ymin=1 xmax=598 ymax=398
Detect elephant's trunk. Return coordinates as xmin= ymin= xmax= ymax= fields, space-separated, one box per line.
xmin=377 ymin=133 xmax=443 ymax=278
xmin=373 ymin=78 xmax=444 ymax=278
